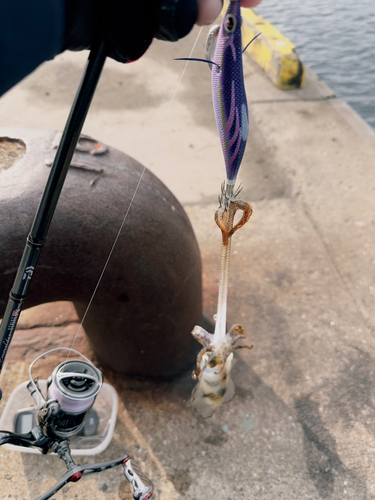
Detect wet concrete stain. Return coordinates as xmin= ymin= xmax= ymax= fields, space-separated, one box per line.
xmin=273 ymin=269 xmax=296 ymax=289
xmin=295 ymin=395 xmax=345 ymax=498
xmin=168 ymin=468 xmax=193 ymax=495
xmin=328 ymin=347 xmax=375 ymax=431
xmin=25 ymin=63 xmax=168 ymax=110
xmin=239 ymin=413 xmax=256 ymax=431
xmin=204 ymin=427 xmax=229 ymax=446
xmin=295 ymin=393 xmax=375 ymax=499
xmin=246 ymin=292 xmax=304 ymax=388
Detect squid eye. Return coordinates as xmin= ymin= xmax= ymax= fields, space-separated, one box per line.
xmin=225 ymin=14 xmax=237 ymax=34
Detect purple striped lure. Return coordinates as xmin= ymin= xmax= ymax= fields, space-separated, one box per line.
xmin=211 ymin=0 xmax=250 ymax=186
xmin=177 ymin=1 xmax=260 ymax=190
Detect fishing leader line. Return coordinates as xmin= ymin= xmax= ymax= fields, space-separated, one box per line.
xmin=68 ymin=27 xmax=203 ymax=356
xmin=68 ymin=167 xmax=146 ymax=354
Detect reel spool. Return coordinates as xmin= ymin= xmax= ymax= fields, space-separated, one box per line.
xmin=47 ymin=358 xmax=102 ymax=438
xmin=28 ymin=348 xmax=103 ymax=440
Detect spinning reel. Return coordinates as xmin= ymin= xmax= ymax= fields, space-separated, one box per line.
xmin=0 ymin=348 xmax=153 ymax=500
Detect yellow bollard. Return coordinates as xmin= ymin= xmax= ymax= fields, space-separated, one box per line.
xmin=221 ymin=2 xmax=305 ymax=89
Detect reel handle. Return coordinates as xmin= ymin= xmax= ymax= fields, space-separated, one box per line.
xmin=123 ymin=457 xmax=154 ymax=499
xmin=34 ymin=454 xmax=153 ymax=500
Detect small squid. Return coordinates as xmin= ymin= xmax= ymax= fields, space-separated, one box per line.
xmin=191 ymin=193 xmax=253 ymax=417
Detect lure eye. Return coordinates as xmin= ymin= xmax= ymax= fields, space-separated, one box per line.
xmin=225 ymin=14 xmax=237 ymax=34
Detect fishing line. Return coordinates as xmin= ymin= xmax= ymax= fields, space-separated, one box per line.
xmin=68 ymin=27 xmax=203 ymax=355
xmin=165 ymin=27 xmax=203 ymax=118
xmin=68 ymin=168 xmax=146 ymax=355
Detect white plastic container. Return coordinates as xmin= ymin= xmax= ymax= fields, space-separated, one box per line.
xmin=0 ymin=380 xmax=118 ymax=456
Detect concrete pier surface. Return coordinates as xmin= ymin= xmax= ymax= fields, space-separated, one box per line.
xmin=1 ymin=23 xmax=375 ymax=500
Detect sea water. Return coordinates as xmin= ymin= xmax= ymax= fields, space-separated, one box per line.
xmin=255 ymin=0 xmax=375 ymax=129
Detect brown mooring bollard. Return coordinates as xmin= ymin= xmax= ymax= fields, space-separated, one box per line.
xmin=0 ymin=128 xmax=202 ymax=378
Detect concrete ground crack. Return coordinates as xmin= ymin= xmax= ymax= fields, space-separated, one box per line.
xmin=250 ymin=96 xmax=337 ymax=104
xmin=302 ymin=201 xmax=371 ymax=332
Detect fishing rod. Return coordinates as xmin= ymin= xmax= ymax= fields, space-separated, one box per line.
xmin=0 ymin=40 xmax=154 ymax=499
xmin=0 ymin=40 xmax=106 ymax=381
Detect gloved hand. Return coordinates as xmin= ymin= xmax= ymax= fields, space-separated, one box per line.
xmin=63 ymin=0 xmax=200 ymax=63
xmin=63 ymin=0 xmax=263 ymax=63
xmin=0 ymin=0 xmax=262 ymax=97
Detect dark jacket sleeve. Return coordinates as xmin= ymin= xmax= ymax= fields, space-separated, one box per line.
xmin=0 ymin=0 xmax=65 ymax=96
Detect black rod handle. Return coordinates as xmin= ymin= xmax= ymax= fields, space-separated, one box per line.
xmin=0 ymin=41 xmax=107 ymax=376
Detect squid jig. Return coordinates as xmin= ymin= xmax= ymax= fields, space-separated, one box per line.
xmin=177 ymin=0 xmax=260 ymax=416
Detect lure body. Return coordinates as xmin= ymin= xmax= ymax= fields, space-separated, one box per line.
xmin=212 ymin=0 xmax=248 ymax=183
